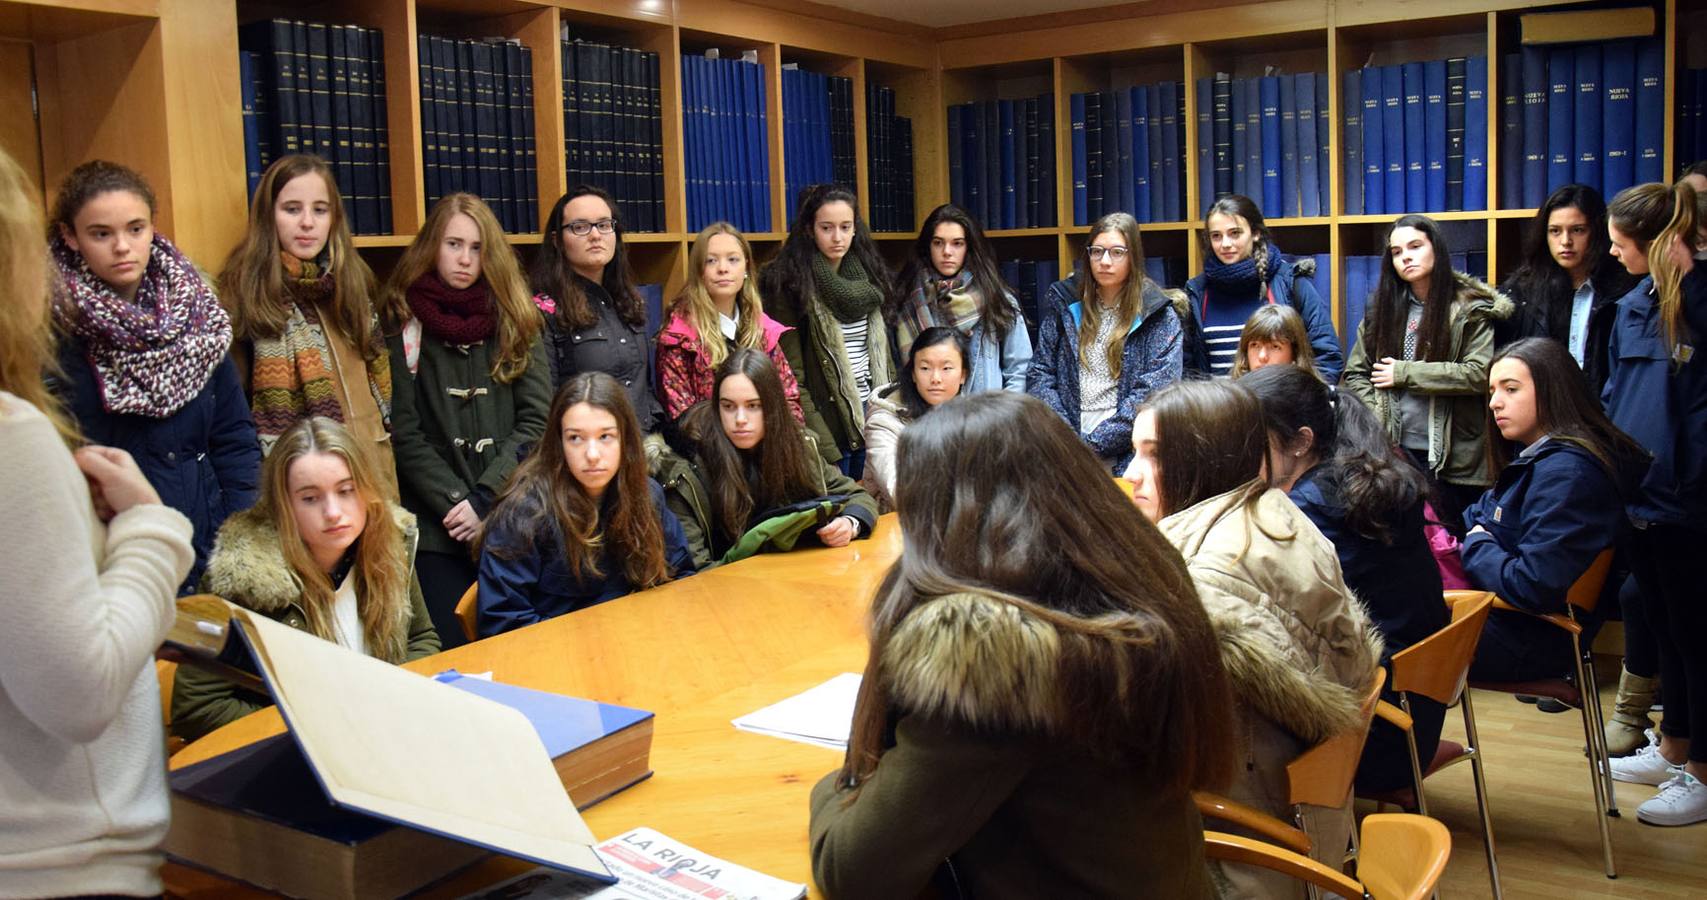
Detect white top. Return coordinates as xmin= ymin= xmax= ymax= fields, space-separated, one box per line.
xmin=840 ymin=318 xmax=873 ymax=395
xmin=330 ymin=571 xmax=369 ymax=656
xmin=0 ymin=391 xmax=194 ymax=899
xmin=719 ymin=309 xmax=740 ymax=342
xmin=1079 ymin=310 xmax=1122 ymax=435
xmin=1567 ymin=280 xmax=1595 ymax=368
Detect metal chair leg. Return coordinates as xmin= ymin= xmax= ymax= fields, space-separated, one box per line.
xmin=1571 ymin=637 xmax=1619 ymax=878
xmin=1400 ymin=693 xmax=1429 ymax=817
xmin=1461 ymin=690 xmax=1504 ymax=900
xmin=1581 ymin=646 xmax=1620 ymax=818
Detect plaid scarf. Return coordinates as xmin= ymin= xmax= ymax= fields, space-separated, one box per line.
xmin=50 ymin=233 xmax=231 ymax=418
xmin=895 ymin=268 xmax=982 ymax=359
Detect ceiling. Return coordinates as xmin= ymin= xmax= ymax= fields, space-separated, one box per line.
xmin=812 ymin=0 xmax=1144 ymax=28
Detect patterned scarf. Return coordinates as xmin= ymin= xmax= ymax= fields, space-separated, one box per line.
xmin=50 ymin=233 xmax=231 ymax=418
xmin=810 ymin=252 xmax=885 ymax=324
xmin=248 ymin=252 xmax=392 ymax=449
xmin=896 ymin=268 xmax=982 ymax=359
xmin=406 ymin=272 xmax=495 ymax=345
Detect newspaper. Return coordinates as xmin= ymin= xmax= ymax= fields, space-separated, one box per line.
xmin=460 ymin=827 xmax=806 ymax=900
xmin=730 ymin=672 xmax=862 ymax=750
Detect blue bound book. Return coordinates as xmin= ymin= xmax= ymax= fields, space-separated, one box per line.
xmin=1070 ymin=93 xmax=1087 ymax=224
xmin=1402 ymin=61 xmax=1426 ymax=214
xmin=239 ymin=51 xmax=263 ymax=201
xmin=1501 ymin=53 xmax=1522 ymax=211
xmin=1464 ymin=56 xmax=1489 ymax=212
xmin=1521 ymin=47 xmax=1549 ymax=208
xmin=1259 ymin=75 xmax=1281 ymax=215
xmin=1279 ymin=74 xmax=1300 ymax=218
xmin=1085 ymin=92 xmax=1104 ymax=221
xmin=1160 ymin=80 xmax=1182 ymax=221
xmin=1445 ymin=57 xmax=1467 ymax=211
xmin=1243 ymin=79 xmax=1262 ymax=204
xmin=752 ymin=61 xmax=772 ymax=232
xmin=947 ymin=104 xmax=965 ymax=208
xmin=1381 ymin=66 xmax=1404 ymax=214
xmin=1546 ymin=48 xmax=1575 ymax=194
xmin=1134 ymin=86 xmax=1152 ymax=224
xmin=1424 ymin=60 xmax=1447 ymax=212
xmin=1039 ymin=93 xmax=1056 ymax=227
xmin=1196 ymin=77 xmax=1214 ymax=217
xmin=1344 ymin=69 xmax=1363 ymax=215
xmin=1634 ymin=39 xmax=1664 ymax=186
xmin=1315 ymin=74 xmax=1330 ymax=216
xmin=1150 ymin=83 xmax=1167 ymax=222
xmin=1000 ymin=99 xmax=1017 ymax=229
xmin=1213 ymin=76 xmax=1233 ymax=199
xmin=1297 ymin=73 xmax=1319 ymax=217
xmin=1573 ymin=45 xmax=1602 ymax=195
xmin=1312 ymin=253 xmax=1334 ymax=334
xmin=1116 ymin=89 xmax=1136 ymax=218
xmin=1231 ymin=78 xmax=1249 ymax=201
xmin=967 ymin=101 xmax=987 ymax=225
xmin=1602 ymin=41 xmax=1636 ymax=201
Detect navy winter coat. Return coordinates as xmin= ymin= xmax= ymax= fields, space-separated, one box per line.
xmin=1601 ymin=274 xmax=1707 ymax=528
xmin=58 ymin=343 xmax=260 ymax=593
xmin=1182 ymin=256 xmax=1345 ymax=383
xmin=1026 ymin=273 xmax=1185 ymax=470
xmin=476 ymin=479 xmax=694 ymax=637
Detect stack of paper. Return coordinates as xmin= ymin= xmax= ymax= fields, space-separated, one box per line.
xmin=730 ymin=672 xmax=862 ymax=750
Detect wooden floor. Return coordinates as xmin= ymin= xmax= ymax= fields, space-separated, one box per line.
xmin=1389 ymin=669 xmax=1707 ymax=898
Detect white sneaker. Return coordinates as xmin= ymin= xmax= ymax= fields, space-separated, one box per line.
xmin=1637 ymin=772 xmax=1707 ymax=826
xmin=1610 ymin=740 xmax=1683 ymax=786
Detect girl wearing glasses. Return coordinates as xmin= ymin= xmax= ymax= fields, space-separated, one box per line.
xmin=1026 ymin=212 xmax=1186 ymax=472
xmin=380 ymin=193 xmax=550 ymax=648
xmin=530 ymin=185 xmax=662 ymax=432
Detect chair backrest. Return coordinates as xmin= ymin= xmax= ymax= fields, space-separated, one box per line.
xmin=454 ymin=582 xmax=479 ymax=643
xmin=1355 ymin=813 xmax=1453 ymax=900
xmin=1286 ymin=664 xmax=1387 ymax=809
xmin=1565 ymin=547 xmax=1616 ymax=615
xmin=1390 ymin=591 xmax=1494 ymax=705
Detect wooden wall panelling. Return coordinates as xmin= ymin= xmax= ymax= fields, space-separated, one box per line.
xmin=0 ymin=40 xmax=41 ymax=194
xmin=757 ymin=40 xmax=783 ymax=235
xmin=155 ymin=0 xmax=244 ymax=264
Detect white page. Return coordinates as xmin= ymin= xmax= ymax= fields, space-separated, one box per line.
xmin=731 ymin=672 xmax=861 ymax=750
xmin=459 ymin=827 xmax=805 ymax=900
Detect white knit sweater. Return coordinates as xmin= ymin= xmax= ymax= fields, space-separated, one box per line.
xmin=0 ymin=392 xmax=194 ymax=899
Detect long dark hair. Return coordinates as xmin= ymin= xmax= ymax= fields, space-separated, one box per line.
xmin=895 ymin=326 xmax=970 ymax=420
xmin=760 ymin=184 xmax=889 ymax=313
xmin=892 ymin=203 xmax=1015 ymax=340
xmin=1243 ymin=364 xmax=1429 ymax=545
xmin=696 ymin=349 xmax=820 ymax=542
xmin=1366 ymin=214 xmax=1456 ymax=362
xmin=1486 ymin=338 xmax=1648 ymax=480
xmin=1142 ymin=379 xmax=1269 ymax=518
xmin=1202 ymin=194 xmax=1279 ymax=284
xmin=530 ymin=184 xmax=646 ymax=331
xmin=843 ymin=391 xmax=1234 ymax=792
xmin=478 ymin=373 xmax=672 ymax=591
xmin=1505 ymin=184 xmax=1634 ymax=339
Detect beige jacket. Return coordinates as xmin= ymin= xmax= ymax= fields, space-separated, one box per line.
xmin=859 ymin=383 xmax=910 ymax=511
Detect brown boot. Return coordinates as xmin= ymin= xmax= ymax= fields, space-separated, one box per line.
xmin=1606 ymin=665 xmax=1659 ymax=757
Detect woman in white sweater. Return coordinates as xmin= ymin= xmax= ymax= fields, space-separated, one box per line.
xmin=0 ymin=146 xmax=194 ymax=898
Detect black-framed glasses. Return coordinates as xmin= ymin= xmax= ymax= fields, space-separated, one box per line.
xmin=1087 ymin=245 xmax=1129 ymax=261
xmin=564 ymin=219 xmax=616 ymax=236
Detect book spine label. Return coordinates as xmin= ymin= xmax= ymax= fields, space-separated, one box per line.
xmin=1633 ymin=39 xmax=1664 ymax=186
xmin=1546 ymin=47 xmax=1575 ymax=194
xmin=1573 ymin=45 xmax=1602 ymax=196
xmin=1601 ymin=41 xmax=1636 ymax=204
xmin=1425 ymin=59 xmax=1447 ymax=212
xmin=1402 ymin=61 xmax=1426 ymax=214
xmin=1464 ymin=56 xmax=1488 ymax=211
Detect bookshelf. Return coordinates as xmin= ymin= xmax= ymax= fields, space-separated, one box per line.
xmin=3 ymin=0 xmax=1695 ymax=327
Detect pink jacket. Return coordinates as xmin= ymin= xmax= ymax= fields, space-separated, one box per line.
xmin=655 ymin=310 xmax=805 ymax=424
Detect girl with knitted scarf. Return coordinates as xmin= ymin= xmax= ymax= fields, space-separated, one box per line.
xmin=379 ymin=193 xmax=550 ymax=648
xmin=760 ymin=185 xmax=894 ymax=477
xmin=50 ymin=160 xmax=259 ymax=593
xmin=217 ymin=155 xmax=396 ymax=498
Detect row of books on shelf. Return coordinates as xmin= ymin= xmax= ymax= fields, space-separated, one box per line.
xmin=831 ymin=78 xmax=858 ymax=200
xmin=684 ymin=53 xmax=772 ymax=234
xmin=866 ymin=85 xmax=917 ymax=233
xmin=1502 ymin=40 xmax=1666 ymax=212
xmin=1198 ymin=72 xmax=1331 ymax=220
xmin=948 ymin=95 xmax=1059 ymax=232
xmin=999 ymin=258 xmax=1059 ymax=335
xmin=238 ymin=19 xmax=393 ymax=235
xmin=1341 ymin=251 xmax=1487 ymax=346
xmin=417 ymin=35 xmax=539 ymax=235
xmin=1344 ymin=56 xmax=1488 ymax=217
xmin=1070 ymin=85 xmax=1184 ymax=225
xmin=781 ymin=67 xmax=846 ymax=226
xmin=1677 ymin=68 xmax=1707 ymax=173
xmin=563 ymin=37 xmax=666 ymax=234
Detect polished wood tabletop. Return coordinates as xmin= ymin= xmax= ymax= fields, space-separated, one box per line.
xmin=164 ymin=515 xmax=903 ymax=898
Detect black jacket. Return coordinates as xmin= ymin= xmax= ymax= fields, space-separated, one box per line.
xmin=1496 ymin=265 xmax=1636 ymax=395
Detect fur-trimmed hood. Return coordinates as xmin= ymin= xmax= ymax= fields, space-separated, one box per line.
xmin=203 ymin=502 xmax=418 ymax=613
xmin=1161 ymin=487 xmax=1384 ymax=744
xmin=1449 ymin=271 xmax=1515 ymax=322
xmin=882 ymin=591 xmax=1067 ymax=733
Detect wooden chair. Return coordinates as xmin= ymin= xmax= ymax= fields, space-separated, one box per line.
xmin=453 ymin=582 xmax=479 ymax=643
xmin=1197 ymin=665 xmax=1387 ymax=861
xmin=1203 ymin=813 xmax=1451 ymax=900
xmin=1467 ymin=548 xmax=1619 ymax=879
xmin=156 ymin=660 xmax=185 ymax=756
xmin=1359 ymin=590 xmax=1499 ymax=899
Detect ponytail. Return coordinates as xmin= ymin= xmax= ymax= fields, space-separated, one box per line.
xmin=1650 ymin=181 xmax=1701 ymax=351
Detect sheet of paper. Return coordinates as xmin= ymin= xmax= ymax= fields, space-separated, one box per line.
xmin=730 ymin=672 xmax=861 ymax=750
xmin=459 ymin=827 xmax=805 ymax=900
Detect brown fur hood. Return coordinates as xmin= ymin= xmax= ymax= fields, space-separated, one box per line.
xmin=1450 ymin=271 xmax=1515 ymax=323
xmin=203 ymin=502 xmax=418 ymax=615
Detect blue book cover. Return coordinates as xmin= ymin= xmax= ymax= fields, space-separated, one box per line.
xmin=1546 ymin=48 xmax=1575 ymax=194
xmin=722 ymin=59 xmax=741 ymax=229
xmin=1465 ymin=56 xmax=1489 ymax=212
xmin=1297 ymin=73 xmax=1319 ymax=217
xmin=1116 ymin=89 xmax=1136 ymax=218
xmin=1243 ymin=79 xmax=1262 ymax=204
xmin=1000 ymin=98 xmax=1017 ymax=229
xmin=1343 ymin=257 xmax=1364 ymax=351
xmin=1279 ymin=74 xmax=1299 ymax=218
xmin=1038 ymin=93 xmax=1056 ymax=227
xmin=434 ymin=672 xmax=654 ymax=761
xmin=736 ymin=60 xmax=753 ymax=230
xmin=1160 ymin=80 xmax=1181 ymax=221
xmin=1134 ymin=86 xmax=1152 ymax=224
xmin=1500 ymin=54 xmax=1521 ymax=210
xmin=1070 ymin=93 xmax=1087 ymax=224
xmin=1085 ymin=93 xmax=1104 ymax=220
xmin=1424 ymin=59 xmax=1447 ymax=211
xmin=947 ymin=104 xmax=965 ymax=208
xmin=1231 ymin=78 xmax=1249 ymax=201
xmin=680 ymin=55 xmax=698 ymax=229
xmin=1573 ymin=45 xmax=1602 ymax=194
xmin=1149 ymin=83 xmax=1167 ymax=222
xmin=1312 ymin=253 xmax=1334 ymax=330
xmin=1212 ymin=76 xmax=1233 ymax=199
xmin=780 ymin=69 xmax=796 ymax=217
xmin=1381 ymin=66 xmax=1404 ymax=214
xmin=240 ymin=51 xmax=263 ymax=201
xmin=1344 ymin=69 xmax=1363 ymax=215
xmin=1402 ymin=61 xmax=1426 ymax=213
xmin=1016 ymin=98 xmax=1033 ymax=229
xmin=1634 ymin=39 xmax=1664 ymax=185
xmin=1445 ymin=57 xmax=1467 ymax=211
xmin=1521 ymin=47 xmax=1549 ymax=208
xmin=1196 ymin=77 xmax=1214 ymax=217
xmin=1259 ymin=75 xmax=1281 ymax=214
xmin=752 ymin=61 xmax=772 ymax=232
xmin=968 ymin=101 xmax=987 ymax=225
xmin=1315 ymin=73 xmax=1330 ymax=216
xmin=1602 ymin=41 xmax=1636 ymax=201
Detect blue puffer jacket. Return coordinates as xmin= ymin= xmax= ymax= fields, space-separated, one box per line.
xmin=1026 ymin=273 xmax=1185 ymax=470
xmin=1183 ymin=256 xmax=1345 ymax=383
xmin=57 ymin=343 xmax=260 ymax=594
xmin=1461 ymin=439 xmax=1626 ymax=613
xmin=1601 ymin=275 xmax=1707 ymax=528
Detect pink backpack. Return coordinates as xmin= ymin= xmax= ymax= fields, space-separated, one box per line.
xmin=1423 ymin=501 xmax=1472 ymax=590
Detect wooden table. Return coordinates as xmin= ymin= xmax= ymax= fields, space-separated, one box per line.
xmin=163 ymin=515 xmax=903 ymax=898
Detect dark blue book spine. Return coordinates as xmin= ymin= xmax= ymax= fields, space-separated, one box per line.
xmin=1602 ymin=41 xmax=1636 ymax=201
xmin=1231 ymin=78 xmax=1249 ymax=201
xmin=240 ymin=51 xmax=262 ymax=200
xmin=1151 ymin=83 xmax=1168 ymax=222
xmin=1259 ymin=75 xmax=1281 ymax=215
xmin=1038 ymin=93 xmax=1056 ymax=227
xmin=753 ymin=61 xmax=773 ymax=232
xmin=1381 ymin=65 xmax=1404 ymax=213
xmin=1343 ymin=69 xmax=1362 ymax=215
xmin=1500 ymin=53 xmax=1521 ymax=210
xmin=1161 ymin=80 xmax=1181 ymax=221
xmin=1546 ymin=48 xmax=1574 ymax=194
xmin=1312 ymin=253 xmax=1334 ymax=334
xmin=1424 ymin=59 xmax=1446 ymax=212
xmin=1633 ymin=39 xmax=1664 ymax=186
xmin=519 ymin=44 xmax=536 ymax=232
xmin=1070 ymin=94 xmax=1086 ymax=225
xmin=1196 ymin=77 xmax=1213 ymax=217
xmin=1084 ymin=92 xmax=1103 ymax=221
xmin=1574 ymin=45 xmax=1602 ymax=195
xmin=948 ymin=104 xmax=964 ymax=209
xmin=983 ymin=100 xmax=1000 ymax=228
xmin=1521 ymin=47 xmax=1549 ymax=208
xmin=1018 ymin=97 xmax=1034 ymax=229
xmin=1213 ymin=76 xmax=1233 ymax=200
xmin=1133 ymin=86 xmax=1151 ymax=222
xmin=1279 ymin=74 xmax=1299 ymax=218
xmin=1360 ymin=69 xmax=1383 ymax=214
xmin=682 ymin=55 xmax=701 ymax=230
xmin=1297 ymin=73 xmax=1319 ymax=217
xmin=1465 ymin=56 xmax=1488 ymax=212
xmin=1117 ymin=89 xmax=1136 ymax=218
xmin=1243 ymin=79 xmax=1261 ymax=203
xmin=1402 ymin=61 xmax=1425 ymax=214
xmin=1098 ymin=91 xmax=1118 ymax=221
xmin=1445 ymin=57 xmax=1467 ymax=211
xmin=1315 ymin=73 xmax=1330 ymax=215
xmin=967 ymin=100 xmax=986 ymax=225
xmin=1000 ymin=98 xmax=1017 ymax=229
